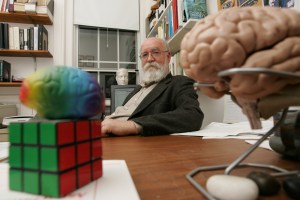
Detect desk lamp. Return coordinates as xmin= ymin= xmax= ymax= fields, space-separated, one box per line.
xmin=180 ymin=6 xmax=300 ymax=200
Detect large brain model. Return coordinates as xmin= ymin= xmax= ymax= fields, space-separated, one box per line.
xmin=180 ymin=6 xmax=300 ymax=100
xmin=20 ymin=66 xmax=105 ymax=119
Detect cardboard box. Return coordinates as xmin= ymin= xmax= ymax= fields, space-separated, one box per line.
xmin=0 ymin=103 xmax=17 ymax=124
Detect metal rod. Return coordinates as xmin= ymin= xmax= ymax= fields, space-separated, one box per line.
xmin=224 ymin=108 xmax=288 ymax=175
xmin=218 ymin=68 xmax=300 ymax=79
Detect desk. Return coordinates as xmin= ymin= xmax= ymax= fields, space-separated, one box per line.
xmin=102 ymin=135 xmax=299 ymax=200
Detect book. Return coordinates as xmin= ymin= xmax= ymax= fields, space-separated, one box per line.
xmin=1 ymin=0 xmax=8 ymax=12
xmin=172 ymin=0 xmax=178 ymax=33
xmin=8 ymin=26 xmax=14 ymax=49
xmin=24 ymin=28 xmax=29 ymax=50
xmin=3 ymin=23 xmax=9 ymax=49
xmin=8 ymin=0 xmax=14 ymax=12
xmin=13 ymin=2 xmax=25 ymax=12
xmin=24 ymin=2 xmax=37 ymax=13
xmin=19 ymin=28 xmax=24 ymax=50
xmin=183 ymin=0 xmax=207 ymax=21
xmin=177 ymin=0 xmax=185 ymax=27
xmin=0 ymin=23 xmax=4 ymax=49
xmin=167 ymin=7 xmax=173 ymax=38
xmin=163 ymin=15 xmax=169 ymax=39
xmin=15 ymin=0 xmax=28 ymax=3
xmin=42 ymin=27 xmax=48 ymax=50
xmin=12 ymin=26 xmax=20 ymax=50
xmin=38 ymin=24 xmax=48 ymax=50
xmin=157 ymin=25 xmax=164 ymax=39
xmin=0 ymin=0 xmax=3 ymax=12
xmin=37 ymin=0 xmax=48 ymax=5
xmin=5 ymin=0 xmax=9 ymax=12
xmin=0 ymin=60 xmax=11 ymax=82
xmin=33 ymin=26 xmax=38 ymax=50
xmin=29 ymin=27 xmax=34 ymax=50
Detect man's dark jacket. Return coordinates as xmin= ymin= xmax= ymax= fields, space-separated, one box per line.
xmin=124 ymin=73 xmax=204 ymax=136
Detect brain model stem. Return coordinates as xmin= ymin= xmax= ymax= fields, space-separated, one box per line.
xmin=238 ymin=98 xmax=262 ymax=129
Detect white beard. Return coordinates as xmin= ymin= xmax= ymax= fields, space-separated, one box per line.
xmin=141 ymin=62 xmax=169 ymax=86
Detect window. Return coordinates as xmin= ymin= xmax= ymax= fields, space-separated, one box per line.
xmin=77 ymin=26 xmax=138 ymax=99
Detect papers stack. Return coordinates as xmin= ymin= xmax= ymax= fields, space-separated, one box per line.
xmin=172 ymin=120 xmax=274 ymax=150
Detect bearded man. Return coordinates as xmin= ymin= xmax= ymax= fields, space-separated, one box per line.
xmin=101 ymin=37 xmax=204 ymax=136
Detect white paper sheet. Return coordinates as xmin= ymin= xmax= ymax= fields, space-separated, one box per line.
xmin=0 ymin=160 xmax=140 ymax=200
xmin=172 ymin=120 xmax=274 ymax=139
xmin=0 ymin=142 xmax=9 ymax=161
xmin=245 ymin=140 xmax=273 ymax=151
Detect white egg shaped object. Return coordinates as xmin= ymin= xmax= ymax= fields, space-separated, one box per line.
xmin=206 ymin=175 xmax=259 ymax=200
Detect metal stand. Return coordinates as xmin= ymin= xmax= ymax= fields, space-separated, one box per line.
xmin=186 ymin=108 xmax=300 ymax=199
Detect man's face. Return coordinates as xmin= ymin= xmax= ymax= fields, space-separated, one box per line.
xmin=140 ymin=39 xmax=170 ymax=67
xmin=139 ymin=39 xmax=171 ymax=84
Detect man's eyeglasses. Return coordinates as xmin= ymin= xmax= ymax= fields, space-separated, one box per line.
xmin=139 ymin=49 xmax=169 ymax=60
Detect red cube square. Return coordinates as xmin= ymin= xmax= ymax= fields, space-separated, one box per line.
xmin=78 ymin=163 xmax=91 ymax=187
xmin=76 ymin=120 xmax=90 ymax=142
xmin=57 ymin=121 xmax=75 ymax=145
xmin=59 ymin=146 xmax=76 ymax=171
xmin=90 ymin=120 xmax=101 ymax=139
xmin=77 ymin=142 xmax=91 ymax=165
xmin=92 ymin=159 xmax=103 ymax=180
xmin=92 ymin=139 xmax=102 ymax=160
xmin=59 ymin=169 xmax=77 ymax=196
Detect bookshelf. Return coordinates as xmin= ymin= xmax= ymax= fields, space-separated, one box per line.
xmin=0 ymin=49 xmax=52 ymax=57
xmin=0 ymin=12 xmax=53 ymax=87
xmin=168 ymin=19 xmax=197 ymax=56
xmin=0 ymin=12 xmax=53 ymax=25
xmin=0 ymin=82 xmax=22 ymax=87
xmin=145 ymin=0 xmax=204 ymax=56
xmin=146 ymin=2 xmax=172 ymax=38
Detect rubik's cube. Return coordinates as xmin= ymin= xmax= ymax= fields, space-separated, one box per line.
xmin=8 ymin=119 xmax=103 ymax=197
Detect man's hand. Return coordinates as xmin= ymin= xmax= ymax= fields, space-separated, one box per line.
xmin=101 ymin=119 xmax=140 ymax=136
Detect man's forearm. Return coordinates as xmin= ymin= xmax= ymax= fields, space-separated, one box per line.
xmin=101 ymin=119 xmax=141 ymax=136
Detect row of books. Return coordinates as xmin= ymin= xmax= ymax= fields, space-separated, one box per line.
xmin=217 ymin=0 xmax=295 ymax=10
xmin=0 ymin=0 xmax=54 ymax=20
xmin=170 ymin=51 xmax=184 ymax=76
xmin=147 ymin=0 xmax=208 ymax=40
xmin=0 ymin=23 xmax=48 ymax=50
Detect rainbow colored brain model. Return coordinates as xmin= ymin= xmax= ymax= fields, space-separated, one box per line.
xmin=20 ymin=66 xmax=105 ymax=119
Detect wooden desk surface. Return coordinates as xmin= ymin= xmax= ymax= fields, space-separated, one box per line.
xmin=102 ymin=135 xmax=299 ymax=200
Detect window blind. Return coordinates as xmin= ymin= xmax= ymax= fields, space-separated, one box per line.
xmin=74 ymin=0 xmax=140 ymax=31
